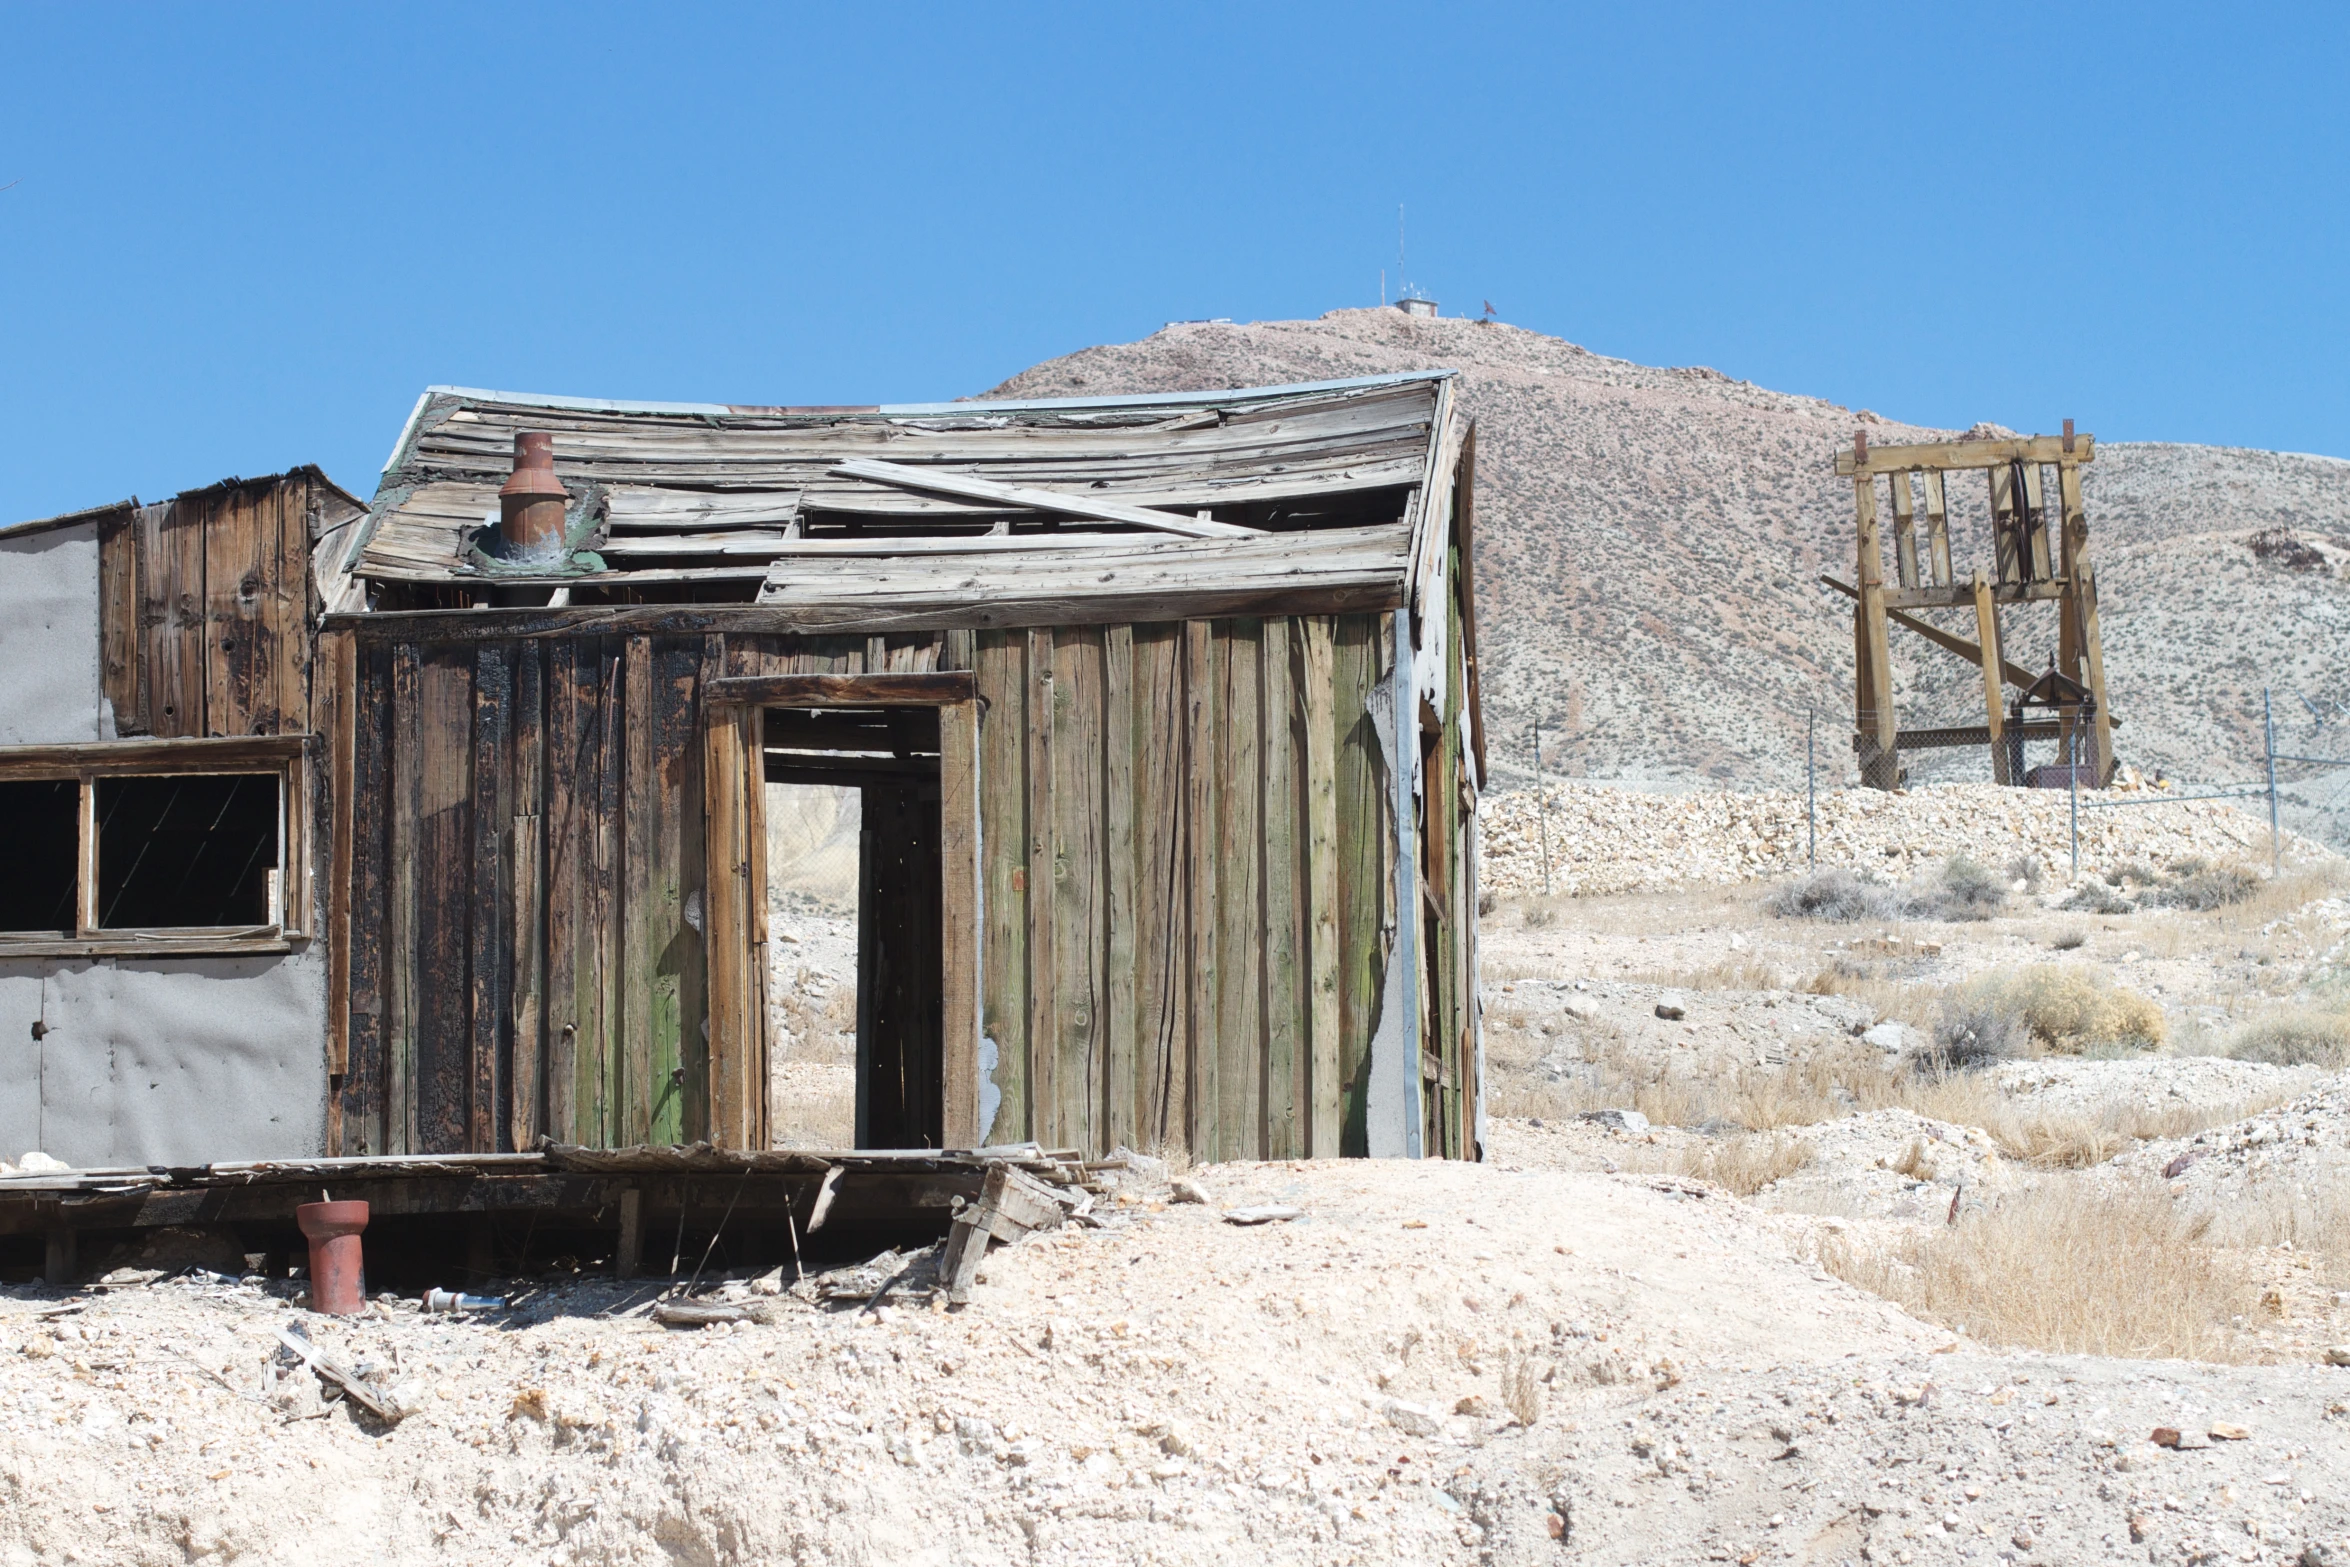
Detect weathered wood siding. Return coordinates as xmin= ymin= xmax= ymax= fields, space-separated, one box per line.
xmin=338 ymin=631 xmax=923 ymax=1155
xmin=335 ymin=615 xmax=1423 ymax=1163
xmin=95 ymin=471 xmax=352 ymax=739
xmin=972 ymin=613 xmax=1395 ymax=1161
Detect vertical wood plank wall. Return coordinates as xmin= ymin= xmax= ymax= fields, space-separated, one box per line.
xmin=334 ymin=612 xmax=1448 ymax=1162
xmin=95 ymin=474 xmax=329 ymax=740
xmin=971 ymin=613 xmax=1400 ymax=1161
xmin=340 ymin=633 xmax=921 ymax=1155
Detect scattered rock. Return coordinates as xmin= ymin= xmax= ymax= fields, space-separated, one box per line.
xmin=1381 ymin=1398 xmax=1443 ymax=1437
xmin=15 ymin=1151 xmax=68 ymax=1174
xmin=2326 ymin=1346 xmax=2350 ymax=1367
xmin=1860 ymin=1022 xmax=1910 ymax=1054
xmin=1654 ymin=998 xmax=1687 ymax=1021
xmin=1168 ymin=1177 xmax=1210 ymax=1205
xmin=1221 ymin=1206 xmax=1303 ymax=1226
xmin=1579 ymin=1108 xmax=1651 ymax=1135
xmin=2209 ymin=1421 xmax=2250 ymax=1441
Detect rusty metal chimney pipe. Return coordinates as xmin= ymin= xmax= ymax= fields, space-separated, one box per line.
xmin=499 ymin=431 xmax=568 ymax=558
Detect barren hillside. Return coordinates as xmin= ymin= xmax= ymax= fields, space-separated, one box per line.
xmin=985 ymin=310 xmax=2350 ymax=844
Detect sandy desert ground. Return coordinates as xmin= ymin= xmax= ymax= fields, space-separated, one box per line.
xmin=3 ymin=793 xmax=2347 ymax=1566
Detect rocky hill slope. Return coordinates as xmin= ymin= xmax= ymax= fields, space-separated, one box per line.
xmin=985 ymin=310 xmax=2350 ymax=845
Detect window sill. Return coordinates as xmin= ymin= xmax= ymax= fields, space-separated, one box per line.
xmin=0 ymin=930 xmax=299 ymax=959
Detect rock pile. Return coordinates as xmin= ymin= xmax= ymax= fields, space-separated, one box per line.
xmin=1479 ymin=780 xmax=2333 ymax=897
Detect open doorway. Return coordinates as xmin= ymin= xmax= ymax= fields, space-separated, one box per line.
xmin=762 ymin=705 xmax=944 ymax=1151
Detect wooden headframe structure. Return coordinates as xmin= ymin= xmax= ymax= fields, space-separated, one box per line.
xmin=1830 ymin=423 xmax=2113 ymax=790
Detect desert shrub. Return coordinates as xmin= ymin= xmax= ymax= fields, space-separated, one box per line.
xmin=1817 ymin=1182 xmax=2247 ymax=1360
xmin=1923 ymin=993 xmax=2025 ymax=1073
xmin=2059 ymin=882 xmax=2132 ymax=915
xmin=1937 ymin=964 xmax=2165 ymax=1056
xmin=2004 ymin=963 xmax=2166 ymax=1053
xmin=1521 ymin=903 xmax=1556 ymax=930
xmin=2048 ymin=926 xmax=2088 ymax=951
xmin=1906 ymin=855 xmax=2007 ymax=922
xmin=1767 ymin=868 xmax=1898 ymax=922
xmin=2160 ymin=863 xmax=2263 ymax=911
xmin=2006 ymin=854 xmax=2044 ymax=893
xmin=2106 ymin=861 xmax=2163 ymax=890
xmin=2227 ymin=1007 xmax=2350 ymax=1069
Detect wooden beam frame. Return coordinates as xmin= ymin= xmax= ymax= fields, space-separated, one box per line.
xmin=830 ymin=458 xmax=1252 ymax=539
xmin=700 ymin=678 xmax=982 ymax=1153
xmin=701 ymin=700 xmax=768 ymax=1151
xmin=1973 ymin=571 xmax=2011 ymax=786
xmin=1838 ymin=428 xmax=2113 ymax=791
xmin=1836 ymin=433 xmax=2096 ymax=476
xmin=1819 ymin=576 xmax=2040 ymax=691
xmin=707 ymin=672 xmax=976 ymax=708
xmin=0 ymin=734 xmax=314 ymax=957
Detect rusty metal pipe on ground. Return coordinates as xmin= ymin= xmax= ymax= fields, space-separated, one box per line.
xmin=295 ymin=1199 xmax=369 ymax=1315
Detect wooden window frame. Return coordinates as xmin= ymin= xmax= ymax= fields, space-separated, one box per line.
xmin=0 ymin=735 xmax=314 ymax=957
xmin=700 ymin=673 xmax=981 ymax=1152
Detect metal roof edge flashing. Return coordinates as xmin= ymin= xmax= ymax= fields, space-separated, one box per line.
xmin=0 ymin=497 xmax=138 ymax=542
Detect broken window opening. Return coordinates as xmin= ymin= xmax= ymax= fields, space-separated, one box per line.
xmin=96 ymin=773 xmax=279 ymax=929
xmin=0 ymin=780 xmax=81 ymax=934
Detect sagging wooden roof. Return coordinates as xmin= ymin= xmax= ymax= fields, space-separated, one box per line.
xmin=336 ymin=372 xmax=1460 ymax=623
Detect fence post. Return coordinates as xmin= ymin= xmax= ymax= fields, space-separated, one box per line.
xmin=1532 ymin=719 xmax=1552 ymax=897
xmin=2264 ymin=686 xmax=2280 ymax=873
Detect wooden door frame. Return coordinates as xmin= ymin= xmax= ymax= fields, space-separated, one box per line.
xmin=701 ymin=672 xmax=982 ymax=1151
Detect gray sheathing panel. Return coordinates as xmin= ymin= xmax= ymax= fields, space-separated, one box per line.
xmin=0 ymin=980 xmax=37 ymax=1160
xmin=0 ymin=520 xmax=104 ymax=745
xmin=0 ymin=950 xmax=327 ymax=1167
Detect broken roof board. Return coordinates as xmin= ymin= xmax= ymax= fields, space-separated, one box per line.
xmin=345 ymin=372 xmax=1457 ymax=603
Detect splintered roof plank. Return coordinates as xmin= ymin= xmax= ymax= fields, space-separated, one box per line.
xmin=830 ymin=458 xmax=1249 ymax=538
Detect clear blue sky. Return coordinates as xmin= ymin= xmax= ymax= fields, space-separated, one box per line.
xmin=4 ymin=3 xmax=2344 ymax=521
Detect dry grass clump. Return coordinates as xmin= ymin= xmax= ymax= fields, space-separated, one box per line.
xmin=1501 ymin=1349 xmax=1546 ymax=1426
xmin=2158 ymin=860 xmax=2263 ymax=911
xmin=2197 ymin=1178 xmax=2350 ymax=1289
xmin=1673 ymin=1133 xmax=1811 ymax=1195
xmin=2059 ymin=881 xmax=2133 ymax=915
xmin=1767 ymin=855 xmax=2010 ymax=924
xmin=1906 ymin=855 xmax=2009 ymax=922
xmin=1767 ymin=868 xmax=1900 ymax=922
xmin=2228 ymin=860 xmax=2349 ymax=925
xmin=2227 ymin=1005 xmax=2350 ymax=1069
xmin=1625 ymin=955 xmax=1785 ymax=993
xmin=1888 ymin=1073 xmax=2286 ymax=1169
xmin=1802 ymin=965 xmax=1940 ymax=1035
xmin=1817 ymin=1182 xmax=2249 ymax=1360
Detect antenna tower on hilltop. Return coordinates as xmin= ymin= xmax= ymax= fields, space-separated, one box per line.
xmin=1393 ymin=203 xmax=1438 ymax=318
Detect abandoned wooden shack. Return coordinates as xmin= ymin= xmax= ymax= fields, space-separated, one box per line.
xmin=0 ymin=371 xmax=1487 ymax=1175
